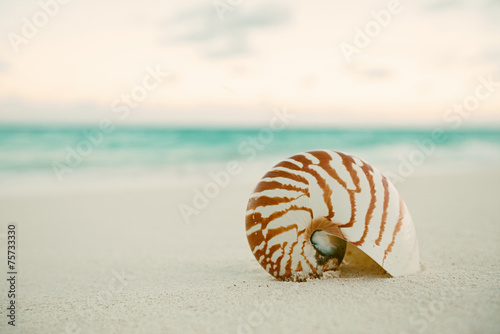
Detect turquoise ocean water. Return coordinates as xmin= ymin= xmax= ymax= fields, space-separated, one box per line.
xmin=0 ymin=125 xmax=499 ymax=192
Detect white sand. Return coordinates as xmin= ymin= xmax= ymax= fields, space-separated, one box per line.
xmin=0 ymin=168 xmax=499 ymax=334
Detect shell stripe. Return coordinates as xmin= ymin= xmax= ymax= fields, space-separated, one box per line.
xmin=247 ymin=195 xmax=305 ymax=212
xmin=375 ymin=176 xmax=390 ymax=246
xmin=351 ymin=162 xmax=376 ymax=247
xmin=314 ymin=151 xmax=361 ymax=229
xmin=253 ymin=181 xmax=310 ymax=197
xmin=382 ymin=197 xmax=404 ymax=265
xmin=264 ymin=169 xmax=309 ymax=185
xmin=291 ymin=154 xmax=335 ymax=220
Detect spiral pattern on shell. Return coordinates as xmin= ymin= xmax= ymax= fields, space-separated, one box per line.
xmin=245 ymin=150 xmax=420 ymax=281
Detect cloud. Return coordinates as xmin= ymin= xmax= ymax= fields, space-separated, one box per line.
xmin=369 ymin=70 xmax=392 ymax=80
xmin=163 ymin=3 xmax=290 ymax=58
xmin=342 ymin=59 xmax=395 ymax=82
xmin=484 ymin=0 xmax=500 ymax=22
xmin=422 ymin=0 xmax=464 ymax=11
xmin=0 ymin=59 xmax=8 ymax=73
xmin=422 ymin=0 xmax=500 ymax=18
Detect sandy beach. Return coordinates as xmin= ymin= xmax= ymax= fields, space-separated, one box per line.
xmin=0 ymin=166 xmax=499 ymax=334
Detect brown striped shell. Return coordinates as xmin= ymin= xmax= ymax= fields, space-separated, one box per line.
xmin=245 ymin=150 xmax=420 ymax=281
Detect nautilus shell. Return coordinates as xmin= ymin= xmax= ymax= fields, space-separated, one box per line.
xmin=245 ymin=150 xmax=420 ymax=281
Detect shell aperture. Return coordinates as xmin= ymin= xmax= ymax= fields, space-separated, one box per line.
xmin=310 ymin=230 xmax=347 ymax=266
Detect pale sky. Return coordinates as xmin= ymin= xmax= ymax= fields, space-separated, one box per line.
xmin=0 ymin=0 xmax=499 ymax=126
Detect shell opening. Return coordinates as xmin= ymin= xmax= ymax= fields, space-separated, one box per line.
xmin=310 ymin=230 xmax=347 ymax=266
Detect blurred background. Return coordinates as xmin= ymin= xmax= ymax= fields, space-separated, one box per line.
xmin=1 ymin=3 xmax=499 ymax=333
xmin=0 ymin=0 xmax=499 ymax=195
